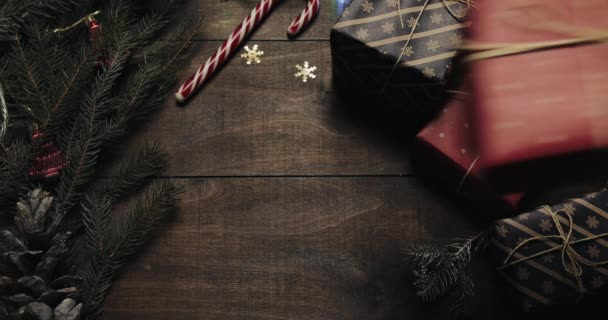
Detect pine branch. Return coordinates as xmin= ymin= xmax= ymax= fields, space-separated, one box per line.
xmin=100 ymin=142 xmax=167 ymax=200
xmin=80 ymin=179 xmax=180 ymax=320
xmin=406 ymin=233 xmax=488 ymax=317
xmin=54 ymin=35 xmax=133 ymax=226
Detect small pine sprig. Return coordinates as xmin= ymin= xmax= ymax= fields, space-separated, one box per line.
xmin=406 ymin=232 xmax=488 ymax=316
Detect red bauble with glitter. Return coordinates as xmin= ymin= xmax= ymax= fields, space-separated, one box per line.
xmin=28 ymin=129 xmax=67 ymax=179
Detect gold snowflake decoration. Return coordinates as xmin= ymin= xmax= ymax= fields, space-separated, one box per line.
xmin=362 ymin=0 xmax=374 ymax=13
xmin=542 ymin=280 xmax=555 ymax=294
xmin=587 ymin=215 xmax=600 ymax=229
xmin=386 ymin=0 xmax=399 ymax=8
xmin=516 ymin=266 xmax=531 ymax=281
xmin=454 ymin=6 xmax=469 ymax=19
xmin=542 ymin=254 xmax=554 ymax=263
xmin=516 ymin=237 xmax=527 ymax=246
xmin=591 ymin=276 xmax=604 ymax=289
xmin=539 ymin=219 xmax=553 ymax=232
xmin=518 ymin=213 xmax=530 ymax=221
xmin=588 ymin=244 xmax=601 ymax=258
xmin=563 ymin=203 xmax=576 ymax=215
xmin=382 ymin=22 xmax=395 ymax=34
xmin=240 ymin=44 xmax=264 ymax=65
xmin=449 ymin=33 xmax=463 ymax=48
xmin=401 ymin=45 xmax=414 ymax=57
xmin=496 ymin=224 xmax=508 ymax=238
xmin=294 ymin=61 xmax=317 ymax=83
xmin=422 ymin=67 xmax=435 ymax=79
xmin=343 ymin=8 xmax=351 ymax=16
xmin=430 ymin=12 xmax=443 ymax=24
xmin=407 ymin=16 xmax=420 ymax=29
xmin=586 ymin=192 xmax=598 ymax=199
xmin=426 ymin=39 xmax=440 ymax=52
xmin=356 ymin=28 xmax=370 ymax=40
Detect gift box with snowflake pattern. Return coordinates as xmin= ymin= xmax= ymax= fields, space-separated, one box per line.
xmin=330 ymin=0 xmax=470 ymax=127
xmin=490 ymin=189 xmax=608 ymax=311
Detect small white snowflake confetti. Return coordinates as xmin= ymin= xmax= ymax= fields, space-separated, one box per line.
xmin=422 ymin=66 xmax=435 ymax=78
xmin=591 ymin=276 xmax=604 ymax=289
xmin=240 ymin=44 xmax=264 ymax=65
xmin=519 ymin=213 xmax=530 ymax=221
xmin=407 ymin=16 xmax=420 ymax=29
xmin=362 ymin=0 xmax=374 ymax=13
xmin=430 ymin=12 xmax=443 ymax=24
xmin=517 ymin=266 xmax=531 ymax=281
xmin=382 ymin=22 xmax=395 ymax=34
xmin=356 ymin=28 xmax=370 ymax=40
xmin=588 ymin=244 xmax=601 ymax=258
xmin=439 ymin=132 xmax=445 ymax=138
xmin=426 ymin=39 xmax=440 ymax=52
xmin=587 ymin=215 xmax=600 ymax=229
xmin=563 ymin=203 xmax=576 ymax=215
xmin=496 ymin=224 xmax=508 ymax=238
xmin=542 ymin=280 xmax=555 ymax=294
xmin=401 ymin=45 xmax=414 ymax=57
xmin=295 ymin=61 xmax=317 ymax=83
xmin=539 ymin=219 xmax=553 ymax=232
xmin=343 ymin=8 xmax=351 ymax=16
xmin=386 ymin=0 xmax=399 ymax=8
xmin=449 ymin=33 xmax=463 ymax=48
xmin=542 ymin=254 xmax=554 ymax=263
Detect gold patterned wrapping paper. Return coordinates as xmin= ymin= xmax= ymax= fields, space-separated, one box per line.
xmin=491 ymin=190 xmax=608 ymax=311
xmin=330 ymin=0 xmax=470 ymax=121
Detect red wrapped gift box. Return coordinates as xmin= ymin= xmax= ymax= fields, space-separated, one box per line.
xmin=470 ymin=0 xmax=608 ymax=191
xmin=414 ymin=83 xmax=523 ymax=216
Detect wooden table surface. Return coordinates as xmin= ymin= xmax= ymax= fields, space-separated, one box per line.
xmin=101 ymin=1 xmax=576 ymax=319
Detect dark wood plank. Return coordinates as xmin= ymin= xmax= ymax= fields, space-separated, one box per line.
xmin=175 ymin=0 xmax=343 ymax=40
xmin=102 ymin=177 xmax=506 ymax=320
xmin=119 ymin=41 xmax=413 ymax=176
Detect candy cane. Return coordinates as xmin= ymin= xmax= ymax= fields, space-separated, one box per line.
xmin=176 ymin=0 xmax=320 ymax=103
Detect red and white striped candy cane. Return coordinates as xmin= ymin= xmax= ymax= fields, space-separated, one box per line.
xmin=176 ymin=0 xmax=320 ymax=103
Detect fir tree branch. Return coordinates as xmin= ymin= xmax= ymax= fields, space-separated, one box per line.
xmin=80 ymin=179 xmax=180 ymax=320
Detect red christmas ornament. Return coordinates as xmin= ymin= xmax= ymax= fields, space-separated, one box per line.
xmin=28 ymin=129 xmax=67 ymax=179
xmin=86 ymin=16 xmax=107 ymax=66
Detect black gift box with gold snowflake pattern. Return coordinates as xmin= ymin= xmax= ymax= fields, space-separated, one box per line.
xmin=330 ymin=0 xmax=470 ymax=123
xmin=491 ymin=190 xmax=608 ymax=312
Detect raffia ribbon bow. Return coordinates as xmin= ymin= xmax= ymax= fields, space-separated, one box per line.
xmin=499 ymin=205 xmax=608 ymax=295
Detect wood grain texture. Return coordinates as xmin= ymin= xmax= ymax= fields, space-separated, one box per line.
xmin=172 ymin=0 xmax=343 ymax=40
xmin=117 ymin=41 xmax=414 ymax=176
xmin=102 ymin=178 xmax=507 ymax=320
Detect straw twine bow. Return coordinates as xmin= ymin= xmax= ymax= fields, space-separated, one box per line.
xmin=384 ymin=0 xmax=477 ymax=90
xmin=498 ymin=205 xmax=608 ymax=295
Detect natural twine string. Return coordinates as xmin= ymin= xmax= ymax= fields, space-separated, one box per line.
xmin=53 ymin=10 xmax=101 ymax=33
xmin=498 ymin=205 xmax=608 ymax=295
xmin=384 ymin=0 xmax=477 ymax=91
xmin=0 ymin=82 xmax=8 ymax=143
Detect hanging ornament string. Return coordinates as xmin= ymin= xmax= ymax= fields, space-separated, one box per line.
xmin=54 ymin=10 xmax=106 ymax=66
xmin=53 ymin=10 xmax=101 ymax=34
xmin=175 ymin=0 xmax=320 ymax=103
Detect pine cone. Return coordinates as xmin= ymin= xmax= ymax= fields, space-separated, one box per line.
xmin=1 ymin=190 xmax=82 ymax=320
xmin=15 ymin=189 xmax=53 ymax=237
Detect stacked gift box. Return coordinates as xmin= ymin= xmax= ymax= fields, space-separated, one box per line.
xmin=331 ymin=0 xmax=608 ymax=312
